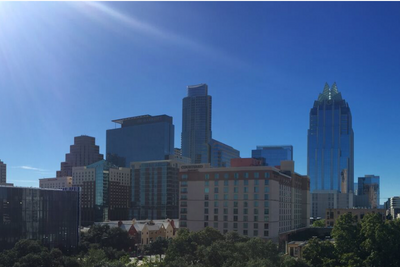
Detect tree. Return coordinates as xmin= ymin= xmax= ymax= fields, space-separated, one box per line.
xmin=331 ymin=212 xmax=361 ymax=257
xmin=302 ymin=237 xmax=336 ymax=267
xmin=312 ymin=219 xmax=325 ymax=228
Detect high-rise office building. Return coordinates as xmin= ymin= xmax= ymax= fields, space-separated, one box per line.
xmin=181 ymin=84 xmax=212 ymax=164
xmin=0 ymin=186 xmax=80 ymax=251
xmin=307 ymin=83 xmax=354 ymax=218
xmin=0 ymin=160 xmax=6 ymax=184
xmin=57 ymin=135 xmax=104 ymax=177
xmin=72 ymin=160 xmax=131 ymax=225
xmin=210 ymin=139 xmax=240 ymax=167
xmin=252 ymin=146 xmax=293 ymax=167
xmin=106 ymin=115 xmax=174 ymax=167
xmin=130 ymin=155 xmax=190 ymax=220
xmin=307 ymin=83 xmax=354 ymax=192
xmin=355 ymin=175 xmax=380 ymax=208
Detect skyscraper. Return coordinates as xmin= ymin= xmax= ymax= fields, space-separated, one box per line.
xmin=307 ymin=83 xmax=354 ymax=193
xmin=0 ymin=160 xmax=6 ymax=184
xmin=252 ymin=146 xmax=293 ymax=167
xmin=106 ymin=115 xmax=174 ymax=167
xmin=57 ymin=135 xmax=104 ymax=177
xmin=181 ymin=84 xmax=212 ymax=164
xmin=356 ymin=175 xmax=380 ymax=208
xmin=210 ymin=139 xmax=240 ymax=167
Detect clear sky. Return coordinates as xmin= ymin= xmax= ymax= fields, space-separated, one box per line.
xmin=1 ymin=2 xmax=399 ymax=203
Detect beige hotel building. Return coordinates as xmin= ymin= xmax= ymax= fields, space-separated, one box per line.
xmin=179 ymin=161 xmax=310 ymax=242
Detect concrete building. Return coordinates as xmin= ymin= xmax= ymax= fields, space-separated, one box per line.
xmin=179 ymin=161 xmax=310 ymax=242
xmin=0 ymin=186 xmax=80 ymax=251
xmin=311 ymin=191 xmax=354 ymax=219
xmin=0 ymin=160 xmax=6 ymax=184
xmin=106 ymin=115 xmax=174 ymax=167
xmin=387 ymin=196 xmax=400 ymax=219
xmin=210 ymin=139 xmax=240 ymax=167
xmin=231 ymin=158 xmax=264 ymax=167
xmin=130 ymin=156 xmax=190 ymax=220
xmin=252 ymin=146 xmax=293 ymax=167
xmin=325 ymin=208 xmax=386 ymax=227
xmin=40 ymin=176 xmax=72 ymax=189
xmin=72 ymin=160 xmax=131 ymax=225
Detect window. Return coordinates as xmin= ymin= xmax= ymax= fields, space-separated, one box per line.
xmin=254 ymin=216 xmax=258 ymax=221
xmin=264 ymin=173 xmax=270 ymax=178
xmin=244 ymin=202 xmax=248 ymax=207
xmin=214 ymin=208 xmax=218 ymax=214
xmin=204 ymin=202 xmax=209 ymax=207
xmin=224 ymin=173 xmax=229 ymax=179
xmin=243 ymin=230 xmax=248 ymax=235
xmin=254 ymin=172 xmax=259 ymax=178
xmin=254 ymin=194 xmax=259 ymax=200
xmin=254 ymin=223 xmax=258 ymax=229
xmin=224 ymin=215 xmax=228 ymax=221
xmin=264 ymin=223 xmax=269 ymax=229
xmin=224 ymin=201 xmax=228 ymax=207
xmin=254 ymin=209 xmax=259 ymax=215
xmin=224 ymin=208 xmax=228 ymax=214
xmin=204 ymin=215 xmax=209 ymax=221
xmin=264 ymin=194 xmax=269 ymax=200
xmin=205 ymin=188 xmax=209 ymax=193
xmin=234 ymin=194 xmax=238 ymax=200
xmin=234 ymin=216 xmax=238 ymax=221
xmin=234 ymin=173 xmax=239 ymax=179
xmin=214 ymin=181 xmax=219 ymax=186
xmin=205 ymin=174 xmax=210 ymax=180
xmin=182 ymin=174 xmax=188 ymax=179
xmin=181 ymin=188 xmax=188 ymax=193
xmin=244 ymin=194 xmax=248 ymax=200
xmin=224 ymin=187 xmax=228 ymax=193
xmin=244 ymin=180 xmax=249 ymax=186
xmin=264 ymin=187 xmax=269 ymax=193
xmin=214 ymin=188 xmax=219 ymax=193
xmin=254 ymin=202 xmax=259 ymax=207
xmin=233 ymin=223 xmax=238 ymax=229
xmin=205 ymin=209 xmax=208 ymax=214
xmin=254 ymin=230 xmax=258 ymax=236
xmin=214 ymin=215 xmax=218 ymax=221
xmin=234 ymin=187 xmax=238 ymax=193
xmin=255 ymin=180 xmax=259 ymax=185
xmin=224 ymin=194 xmax=228 ymax=200
xmin=204 ymin=222 xmax=208 ymax=227
xmin=254 ymin=187 xmax=259 ymax=193
xmin=205 ymin=181 xmax=209 ymax=186
xmin=181 ymin=181 xmax=188 ymax=186
xmin=224 ymin=180 xmax=229 ymax=186
xmin=234 ymin=201 xmax=238 ymax=207
xmin=205 ymin=194 xmax=209 ymax=200
xmin=214 ymin=194 xmax=219 ymax=200
xmin=214 ymin=174 xmax=220 ymax=179
xmin=244 ymin=173 xmax=249 ymax=178
xmin=264 ymin=231 xmax=269 ymax=237
xmin=214 ymin=201 xmax=218 ymax=207
xmin=264 ymin=209 xmax=269 ymax=215
xmin=264 ymin=201 xmax=269 ymax=208
xmin=244 ymin=216 xmax=248 ymax=221
xmin=244 ymin=209 xmax=248 ymax=214
xmin=244 ymin=187 xmax=248 ymax=193
xmin=234 ymin=180 xmax=239 ymax=186
xmin=234 ymin=209 xmax=238 ymax=215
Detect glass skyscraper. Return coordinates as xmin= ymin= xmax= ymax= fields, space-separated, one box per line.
xmin=106 ymin=115 xmax=174 ymax=167
xmin=210 ymin=139 xmax=240 ymax=167
xmin=181 ymin=84 xmax=212 ymax=164
xmin=252 ymin=146 xmax=293 ymax=167
xmin=357 ymin=175 xmax=380 ymax=208
xmin=307 ymin=83 xmax=354 ymax=193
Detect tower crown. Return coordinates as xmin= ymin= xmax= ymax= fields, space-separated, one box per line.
xmin=317 ymin=82 xmax=343 ymax=102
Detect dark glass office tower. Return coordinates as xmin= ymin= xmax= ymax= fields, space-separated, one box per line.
xmin=106 ymin=115 xmax=174 ymax=167
xmin=307 ymin=83 xmax=354 ymax=193
xmin=181 ymin=84 xmax=212 ymax=164
xmin=252 ymin=146 xmax=293 ymax=167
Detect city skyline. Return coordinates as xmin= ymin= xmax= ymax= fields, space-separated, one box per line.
xmin=1 ymin=2 xmax=400 ymax=203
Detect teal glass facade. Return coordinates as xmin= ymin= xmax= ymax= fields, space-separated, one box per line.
xmin=181 ymin=84 xmax=212 ymax=164
xmin=307 ymin=83 xmax=354 ymax=192
xmin=358 ymin=175 xmax=380 ymax=208
xmin=106 ymin=115 xmax=174 ymax=167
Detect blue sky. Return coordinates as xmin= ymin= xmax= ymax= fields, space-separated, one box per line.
xmin=0 ymin=2 xmax=399 ymax=203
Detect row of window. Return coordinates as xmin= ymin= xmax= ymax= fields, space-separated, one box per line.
xmin=181 ymin=172 xmax=271 ymax=180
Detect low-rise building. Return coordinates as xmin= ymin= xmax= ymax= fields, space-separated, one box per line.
xmin=97 ymin=219 xmax=179 ymax=246
xmin=311 ymin=191 xmax=354 ymax=219
xmin=325 ymin=208 xmax=386 ymax=227
xmin=0 ymin=186 xmax=80 ymax=251
xmin=179 ymin=161 xmax=310 ymax=242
